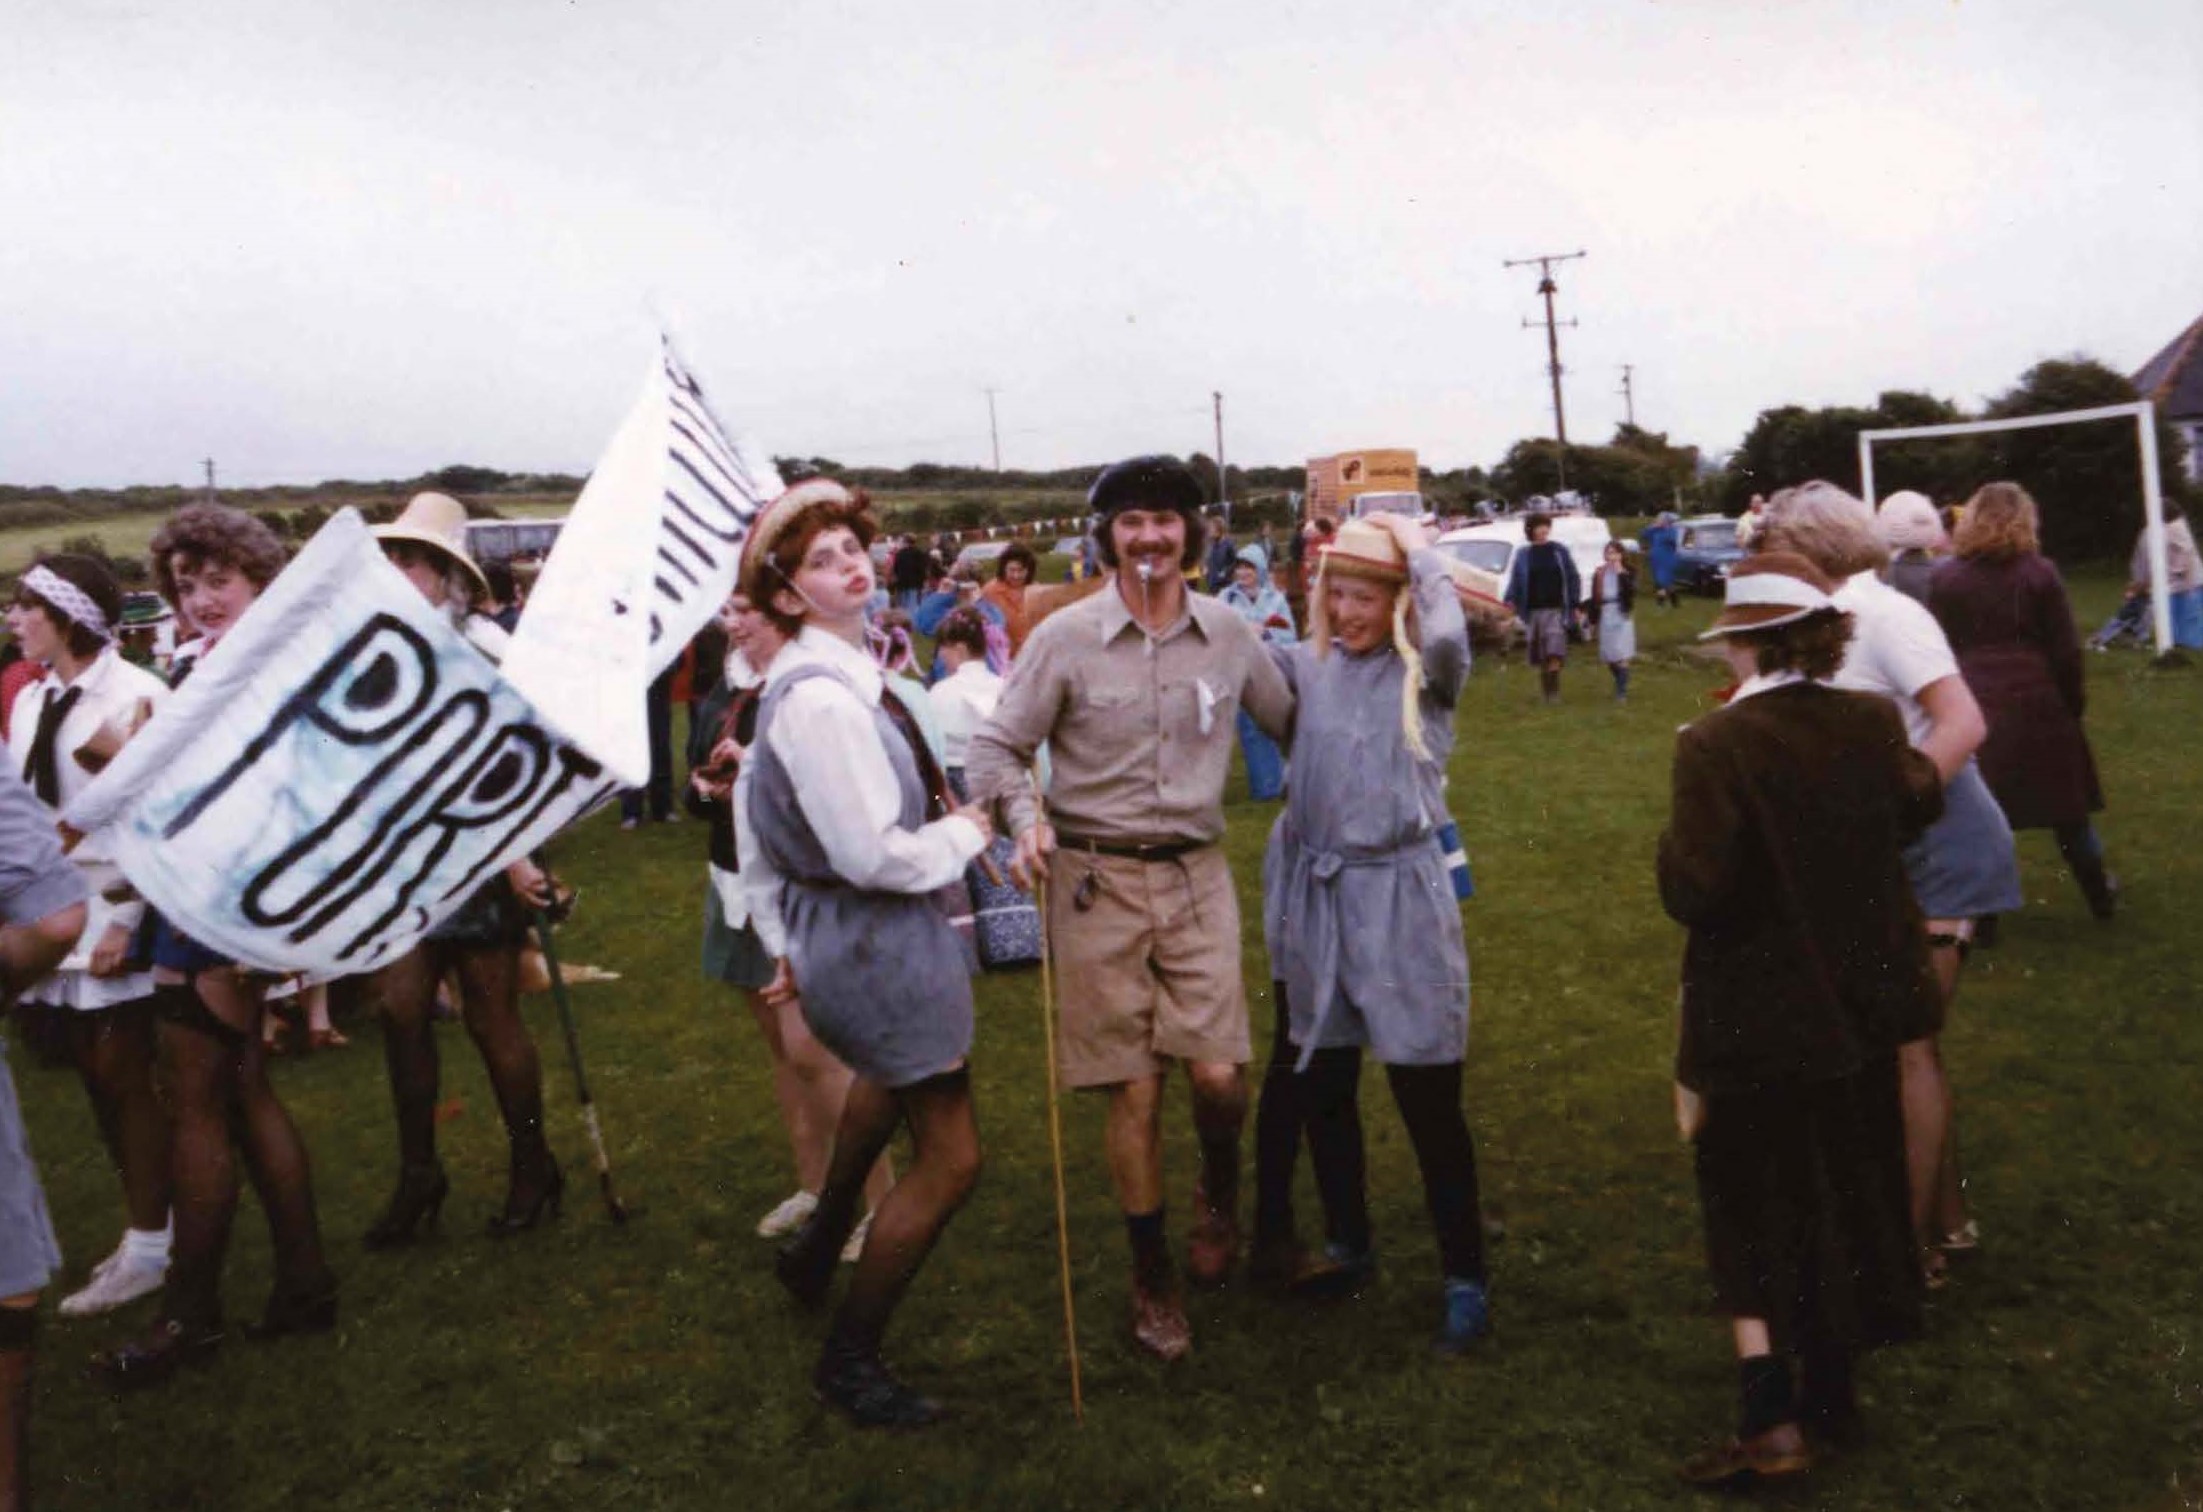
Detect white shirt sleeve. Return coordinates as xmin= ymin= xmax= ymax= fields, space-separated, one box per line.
xmin=1871 ymin=590 xmax=1959 ymax=700
xmin=732 ymin=758 xmax=786 ymax=958
xmin=763 ymin=678 xmax=986 ymax=899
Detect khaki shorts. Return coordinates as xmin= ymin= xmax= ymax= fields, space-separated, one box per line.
xmin=1047 ymin=844 xmax=1251 ymax=1089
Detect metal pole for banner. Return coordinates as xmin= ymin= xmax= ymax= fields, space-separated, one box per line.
xmin=530 ymin=905 xmax=636 ymax=1225
xmin=1030 ymin=770 xmax=1084 ymax=1423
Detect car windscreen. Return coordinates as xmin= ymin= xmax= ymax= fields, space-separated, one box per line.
xmin=1685 ymin=522 xmax=1738 ymax=551
xmin=1439 ymin=539 xmax=1513 ymax=574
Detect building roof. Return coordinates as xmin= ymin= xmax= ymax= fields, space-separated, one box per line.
xmin=2133 ymin=310 xmax=2203 ymax=420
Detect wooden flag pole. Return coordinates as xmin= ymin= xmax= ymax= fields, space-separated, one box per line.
xmin=1031 ymin=771 xmax=1084 ymax=1422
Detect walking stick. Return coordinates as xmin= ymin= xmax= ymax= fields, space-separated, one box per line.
xmin=1029 ymin=772 xmax=1084 ymax=1422
xmin=529 ymin=904 xmax=637 ymax=1225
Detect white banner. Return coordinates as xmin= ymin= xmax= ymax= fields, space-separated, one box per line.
xmin=501 ymin=334 xmax=781 ymax=784
xmin=64 ymin=511 xmax=621 ymax=976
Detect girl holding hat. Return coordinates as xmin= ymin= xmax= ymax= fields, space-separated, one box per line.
xmin=1254 ymin=512 xmax=1495 ymax=1352
xmin=4 ymin=554 xmax=176 ymax=1322
xmin=94 ymin=507 xmax=342 ymax=1385
xmin=733 ymin=479 xmax=991 ymax=1428
xmin=362 ymin=493 xmax=564 ymax=1246
xmin=1661 ymin=552 xmax=1938 ymax=1487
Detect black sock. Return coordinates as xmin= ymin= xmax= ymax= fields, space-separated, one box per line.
xmin=1126 ymin=1207 xmax=1172 ymax=1290
xmin=1738 ymin=1354 xmax=1796 ymax=1437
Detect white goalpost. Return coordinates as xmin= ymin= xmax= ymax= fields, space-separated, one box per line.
xmin=1858 ymin=400 xmax=2172 ymax=654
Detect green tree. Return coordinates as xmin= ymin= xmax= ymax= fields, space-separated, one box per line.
xmin=1978 ymin=358 xmax=2193 ymax=564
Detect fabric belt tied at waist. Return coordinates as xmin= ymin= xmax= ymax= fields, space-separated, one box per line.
xmin=1284 ymin=826 xmax=1441 ymax=1072
xmin=1053 ymin=833 xmax=1211 ymax=863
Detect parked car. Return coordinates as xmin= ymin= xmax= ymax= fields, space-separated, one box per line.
xmin=1433 ymin=515 xmax=1616 ymax=593
xmin=1051 ymin=537 xmax=1088 ymax=557
xmin=1671 ymin=515 xmax=1746 ymax=596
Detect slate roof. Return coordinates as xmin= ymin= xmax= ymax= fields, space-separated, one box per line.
xmin=2133 ymin=310 xmax=2203 ymax=420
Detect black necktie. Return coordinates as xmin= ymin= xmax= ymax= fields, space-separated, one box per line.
xmin=23 ymin=684 xmax=82 ymax=808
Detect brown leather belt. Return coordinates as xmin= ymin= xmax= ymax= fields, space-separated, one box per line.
xmin=1054 ymin=833 xmax=1209 ymax=863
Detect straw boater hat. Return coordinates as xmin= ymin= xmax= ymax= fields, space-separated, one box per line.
xmin=737 ymin=477 xmax=858 ymax=607
xmin=1876 ymin=490 xmax=1946 ymax=553
xmin=1309 ymin=518 xmax=1432 ymax=759
xmin=1698 ymin=552 xmax=1838 ymax=640
xmin=373 ymin=492 xmax=489 ymax=600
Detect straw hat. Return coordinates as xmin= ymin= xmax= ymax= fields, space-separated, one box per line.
xmin=373 ymin=492 xmax=488 ymax=599
xmin=1316 ymin=518 xmax=1410 ymax=584
xmin=1699 ymin=552 xmax=1838 ymax=640
xmin=737 ymin=478 xmax=856 ymax=606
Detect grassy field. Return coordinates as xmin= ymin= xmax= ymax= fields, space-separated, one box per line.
xmin=0 ymin=498 xmax=575 ymax=576
xmin=15 ymin=571 xmax=2201 ymax=1511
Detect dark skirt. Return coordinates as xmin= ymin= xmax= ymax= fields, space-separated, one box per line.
xmin=700 ymin=884 xmax=776 ymax=991
xmin=427 ymin=874 xmax=530 ymax=951
xmin=1693 ymin=1053 xmax=1923 ymax=1356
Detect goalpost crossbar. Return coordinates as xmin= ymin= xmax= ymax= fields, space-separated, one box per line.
xmin=1857 ymin=399 xmax=2171 ymax=654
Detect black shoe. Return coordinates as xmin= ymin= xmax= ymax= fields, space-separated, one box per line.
xmin=486 ymin=1158 xmax=564 ymax=1237
xmin=813 ymin=1342 xmax=944 ymax=1429
xmin=244 ymin=1278 xmax=339 ymax=1341
xmin=363 ymin=1161 xmax=449 ymax=1249
xmin=91 ymin=1316 xmax=224 ymax=1390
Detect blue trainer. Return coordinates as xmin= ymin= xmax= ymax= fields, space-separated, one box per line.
xmin=1435 ymin=1277 xmax=1491 ymax=1355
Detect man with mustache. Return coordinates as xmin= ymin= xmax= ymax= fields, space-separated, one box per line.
xmin=967 ymin=455 xmax=1293 ymax=1361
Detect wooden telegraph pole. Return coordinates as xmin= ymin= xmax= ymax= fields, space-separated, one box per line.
xmin=1504 ymin=249 xmax=1586 ymax=489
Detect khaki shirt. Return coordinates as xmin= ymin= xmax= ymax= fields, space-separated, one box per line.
xmin=966 ymin=578 xmax=1294 ymax=845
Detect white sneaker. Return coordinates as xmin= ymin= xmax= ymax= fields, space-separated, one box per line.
xmin=841 ymin=1211 xmax=874 ymax=1265
xmin=58 ymin=1250 xmax=168 ymax=1317
xmin=755 ymin=1190 xmax=819 ymax=1239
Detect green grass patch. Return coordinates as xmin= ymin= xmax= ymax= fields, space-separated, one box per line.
xmin=16 ymin=570 xmax=2200 ymax=1509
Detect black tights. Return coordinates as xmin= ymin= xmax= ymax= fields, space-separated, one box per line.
xmin=373 ymin=944 xmax=553 ymax=1207
xmin=60 ymin=1001 xmax=170 ymax=1234
xmin=789 ymin=1068 xmax=981 ymax=1355
xmin=1252 ymin=991 xmax=1302 ymax=1245
xmin=1298 ymin=1047 xmax=1487 ymax=1284
xmin=162 ymin=975 xmax=332 ymax=1326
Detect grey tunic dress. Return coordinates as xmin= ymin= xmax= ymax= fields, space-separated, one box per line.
xmin=1264 ymin=550 xmax=1472 ymax=1067
xmin=747 ymin=665 xmax=976 ymax=1087
xmin=1595 ymin=568 xmax=1636 ymax=664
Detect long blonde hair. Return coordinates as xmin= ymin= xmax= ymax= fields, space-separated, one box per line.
xmin=1308 ymin=555 xmax=1430 ymax=761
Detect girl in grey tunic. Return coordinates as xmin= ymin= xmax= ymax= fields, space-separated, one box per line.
xmin=1586 ymin=541 xmax=1637 ymax=701
xmin=1259 ymin=514 xmax=1494 ymax=1353
xmin=733 ymin=479 xmax=990 ymax=1430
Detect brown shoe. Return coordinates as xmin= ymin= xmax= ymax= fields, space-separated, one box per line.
xmin=1677 ymin=1422 xmax=1811 ymax=1490
xmin=1186 ymin=1181 xmax=1239 ymax=1289
xmin=1129 ymin=1282 xmax=1192 ymax=1362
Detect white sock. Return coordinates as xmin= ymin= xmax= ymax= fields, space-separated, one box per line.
xmin=121 ymin=1226 xmax=170 ymax=1265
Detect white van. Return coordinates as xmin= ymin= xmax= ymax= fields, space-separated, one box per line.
xmin=1432 ymin=516 xmax=1617 ymax=595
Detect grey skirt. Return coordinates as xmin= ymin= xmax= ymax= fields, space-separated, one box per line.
xmin=701 ymin=883 xmax=776 ymax=991
xmin=1525 ymin=608 xmax=1571 ymax=662
xmin=0 ymin=1047 xmax=62 ymax=1297
xmin=783 ymin=882 xmax=974 ymax=1089
xmin=1904 ymin=760 xmax=2024 ymax=920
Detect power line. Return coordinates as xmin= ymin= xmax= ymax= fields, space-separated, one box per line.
xmin=1504 ymin=248 xmax=1587 ymax=465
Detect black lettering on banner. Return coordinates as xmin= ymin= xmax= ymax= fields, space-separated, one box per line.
xmin=158 ymin=610 xmax=615 ymax=966
xmin=165 ymin=616 xmax=439 ymax=839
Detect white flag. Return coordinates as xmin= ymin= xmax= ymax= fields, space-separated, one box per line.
xmin=501 ymin=334 xmax=781 ymax=784
xmin=64 ymin=511 xmax=620 ymax=975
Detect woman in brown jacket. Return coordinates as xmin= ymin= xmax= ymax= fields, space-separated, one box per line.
xmin=1660 ymin=554 xmax=1942 ymax=1490
xmin=1928 ymin=483 xmax=2116 ymax=917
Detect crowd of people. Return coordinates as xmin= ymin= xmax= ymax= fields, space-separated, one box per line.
xmin=0 ymin=458 xmax=2131 ymax=1499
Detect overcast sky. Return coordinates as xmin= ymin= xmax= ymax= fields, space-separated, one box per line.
xmin=5 ymin=0 xmax=2199 ymax=488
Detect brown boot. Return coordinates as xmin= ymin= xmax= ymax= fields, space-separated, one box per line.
xmin=1677 ymin=1422 xmax=1811 ymax=1490
xmin=1129 ymin=1279 xmax=1192 ymax=1362
xmin=1186 ymin=1180 xmax=1240 ymax=1289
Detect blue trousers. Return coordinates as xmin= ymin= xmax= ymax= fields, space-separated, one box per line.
xmin=1237 ymin=710 xmax=1284 ymax=801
